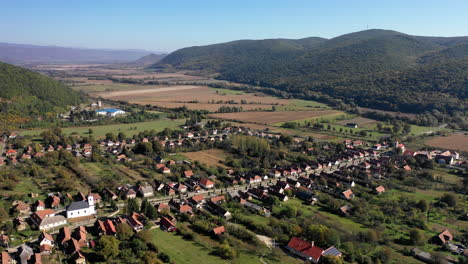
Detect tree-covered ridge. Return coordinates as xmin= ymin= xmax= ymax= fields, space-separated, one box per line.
xmin=153 ymin=30 xmax=468 ymax=125
xmin=419 ymin=43 xmax=468 ymax=63
xmin=0 ymin=61 xmax=82 ymax=116
xmin=155 ymin=37 xmax=327 ymax=72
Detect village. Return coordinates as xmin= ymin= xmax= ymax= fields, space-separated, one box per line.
xmin=0 ymin=120 xmax=466 ymax=264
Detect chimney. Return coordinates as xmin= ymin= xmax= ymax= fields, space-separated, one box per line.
xmin=310 ymin=241 xmax=314 ymax=247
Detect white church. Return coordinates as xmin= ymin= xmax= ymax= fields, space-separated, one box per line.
xmin=66 ymin=195 xmax=96 ymax=219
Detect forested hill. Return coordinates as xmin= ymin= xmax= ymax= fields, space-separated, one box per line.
xmin=0 ymin=61 xmax=82 ymax=118
xmin=153 ymin=37 xmax=327 ymax=73
xmin=153 ymin=29 xmax=468 ymax=127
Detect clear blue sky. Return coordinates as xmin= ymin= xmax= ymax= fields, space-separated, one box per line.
xmin=1 ymin=0 xmax=467 ymax=52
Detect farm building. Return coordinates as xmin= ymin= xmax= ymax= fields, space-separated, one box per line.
xmin=96 ymin=108 xmax=126 ymax=117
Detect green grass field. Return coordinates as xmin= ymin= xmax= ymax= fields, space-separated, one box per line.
xmin=270 ymin=112 xmax=349 ymax=127
xmin=211 ymin=87 xmax=247 ymax=95
xmin=284 ymin=199 xmax=365 ymax=233
xmin=151 ymin=229 xmax=302 ymax=264
xmin=151 ymin=229 xmax=261 ymax=264
xmin=17 ymin=119 xmax=184 ymax=139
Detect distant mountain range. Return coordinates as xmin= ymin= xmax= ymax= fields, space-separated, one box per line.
xmin=130 ymin=53 xmax=166 ymax=66
xmin=153 ymin=29 xmax=468 ymax=127
xmin=0 ymin=42 xmax=163 ymax=65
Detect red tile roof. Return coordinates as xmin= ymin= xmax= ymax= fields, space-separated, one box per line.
xmin=210 ymin=196 xmax=225 ymax=204
xmin=438 ymin=229 xmax=453 ymax=244
xmin=342 ymin=189 xmax=354 ymax=200
xmin=190 ymin=194 xmax=204 ymax=202
xmin=179 ymin=205 xmax=192 ymax=213
xmin=287 ymin=237 xmax=311 ymax=252
xmin=105 ymin=220 xmax=117 ymax=234
xmin=34 ymin=209 xmax=55 ymax=220
xmin=287 ymin=237 xmax=323 ymax=261
xmin=375 ymin=186 xmax=385 ymax=193
xmin=6 ymin=149 xmax=17 ymax=154
xmin=212 ymin=226 xmax=225 ymax=235
xmin=199 ymin=178 xmax=214 ymax=187
xmin=302 ymin=245 xmax=324 ymax=261
xmin=61 ymin=227 xmax=71 ymax=244
xmin=1 ymin=252 xmax=10 ymax=263
xmin=14 ymin=201 xmax=30 ymax=211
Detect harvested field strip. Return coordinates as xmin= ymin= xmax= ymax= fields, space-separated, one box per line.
xmin=93 ymin=85 xmax=202 ymax=97
xmin=425 ymin=133 xmax=468 ymax=151
xmin=94 ymin=85 xmax=291 ymax=105
xmin=132 ymin=102 xmax=272 ymax=111
xmin=209 ymin=110 xmax=340 ymax=124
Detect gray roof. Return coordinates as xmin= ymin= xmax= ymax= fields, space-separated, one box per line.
xmin=323 ymin=247 xmax=342 ymax=257
xmin=20 ymin=245 xmax=33 ymax=264
xmin=40 ymin=215 xmax=66 ymax=226
xmin=244 ymin=201 xmax=263 ymax=211
xmin=67 ymin=201 xmax=89 ymax=211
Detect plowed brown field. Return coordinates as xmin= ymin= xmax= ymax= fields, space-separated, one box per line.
xmin=425 ymin=133 xmax=468 ymax=151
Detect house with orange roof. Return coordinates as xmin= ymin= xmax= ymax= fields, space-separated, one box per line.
xmin=374 ymin=186 xmax=385 ymax=195
xmin=212 ymin=226 xmax=225 ymax=236
xmin=199 ymin=178 xmax=214 ymax=189
xmin=435 ymin=229 xmax=453 ymax=245
xmin=342 ymin=189 xmax=355 ymax=200
xmin=5 ymin=149 xmax=17 ymax=157
xmin=30 ymin=209 xmax=66 ymax=230
xmin=285 ymin=237 xmax=324 ymax=263
xmin=184 ymin=170 xmax=194 ymax=178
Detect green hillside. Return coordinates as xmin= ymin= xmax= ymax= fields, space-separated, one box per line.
xmin=0 ymin=61 xmax=82 ymax=117
xmin=152 ymin=29 xmax=468 ymax=127
xmin=155 ymin=37 xmax=327 ymax=73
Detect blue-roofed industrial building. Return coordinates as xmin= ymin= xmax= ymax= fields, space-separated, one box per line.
xmin=96 ymin=108 xmax=126 ymax=117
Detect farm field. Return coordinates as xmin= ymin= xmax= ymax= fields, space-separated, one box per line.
xmin=182 ymin=149 xmax=229 ymax=168
xmin=425 ymin=133 xmax=468 ymax=151
xmin=95 ymin=85 xmax=290 ymax=104
xmin=16 ymin=119 xmax=184 ymax=139
xmin=209 ymin=110 xmax=340 ymax=124
xmin=72 ymin=83 xmax=164 ymax=93
xmin=111 ymin=72 xmax=207 ymax=81
xmin=87 ymin=82 xmax=328 ymax=112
